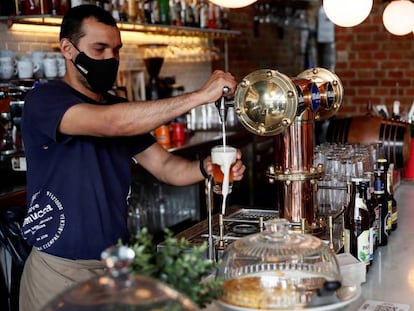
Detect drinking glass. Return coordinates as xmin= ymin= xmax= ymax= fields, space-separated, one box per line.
xmin=211 ymin=145 xmax=237 ymax=195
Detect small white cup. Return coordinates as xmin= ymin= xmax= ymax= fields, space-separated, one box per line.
xmin=0 ymin=56 xmax=17 ymax=80
xmin=17 ymin=58 xmax=39 ymax=79
xmin=31 ymin=51 xmax=46 ymax=78
xmin=43 ymin=58 xmax=58 ymax=78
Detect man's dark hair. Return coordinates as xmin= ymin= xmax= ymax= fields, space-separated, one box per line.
xmin=59 ymin=5 xmax=117 ymax=44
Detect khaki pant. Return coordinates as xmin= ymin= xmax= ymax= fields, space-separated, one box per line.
xmin=19 ymin=248 xmax=106 ymax=311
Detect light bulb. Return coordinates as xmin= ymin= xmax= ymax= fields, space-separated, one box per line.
xmin=383 ymin=0 xmax=414 ymax=36
xmin=208 ymin=0 xmax=258 ymax=9
xmin=323 ymin=0 xmax=373 ymax=27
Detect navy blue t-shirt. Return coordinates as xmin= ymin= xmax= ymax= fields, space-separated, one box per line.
xmin=21 ymin=80 xmax=155 ymax=260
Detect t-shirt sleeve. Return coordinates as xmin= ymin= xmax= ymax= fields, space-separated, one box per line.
xmin=23 ymin=82 xmax=83 ymax=143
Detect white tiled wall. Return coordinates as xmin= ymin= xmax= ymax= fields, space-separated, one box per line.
xmin=0 ymin=23 xmax=212 ymax=93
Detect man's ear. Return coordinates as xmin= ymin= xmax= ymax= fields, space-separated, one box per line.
xmin=60 ymin=38 xmax=75 ymax=60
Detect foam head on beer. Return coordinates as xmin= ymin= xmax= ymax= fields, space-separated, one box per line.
xmin=211 ymin=145 xmax=237 ymax=213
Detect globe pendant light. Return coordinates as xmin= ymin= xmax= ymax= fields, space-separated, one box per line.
xmin=208 ymin=0 xmax=258 ymax=9
xmin=383 ymin=0 xmax=414 ymax=36
xmin=323 ymin=0 xmax=373 ymax=27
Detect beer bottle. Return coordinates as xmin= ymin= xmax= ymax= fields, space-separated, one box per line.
xmin=158 ymin=0 xmax=170 ymax=25
xmin=373 ymin=170 xmax=389 ymax=247
xmin=377 ymin=158 xmax=392 ymax=235
xmin=199 ymin=0 xmax=208 ymax=28
xmin=343 ymin=182 xmax=355 ymax=255
xmin=352 ymin=178 xmax=371 ymax=268
xmin=364 ymin=171 xmax=378 ymax=258
xmin=361 ymin=179 xmax=376 ymax=265
xmin=388 ymin=163 xmax=398 ymax=231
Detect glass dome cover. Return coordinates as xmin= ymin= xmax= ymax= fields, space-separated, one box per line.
xmin=217 ymin=218 xmax=342 ymax=310
xmin=41 ymin=246 xmax=199 ymax=311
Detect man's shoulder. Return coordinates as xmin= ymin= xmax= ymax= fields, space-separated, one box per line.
xmin=27 ymin=80 xmax=70 ymax=97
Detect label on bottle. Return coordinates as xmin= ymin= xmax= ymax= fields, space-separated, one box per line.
xmin=357 ymin=229 xmax=370 ymax=265
xmin=392 ymin=210 xmax=398 ymax=224
xmin=383 ymin=214 xmax=389 ymax=237
xmin=387 ymin=200 xmax=393 ymax=231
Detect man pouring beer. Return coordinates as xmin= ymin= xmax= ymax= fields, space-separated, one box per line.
xmin=19 ymin=4 xmax=246 ymax=311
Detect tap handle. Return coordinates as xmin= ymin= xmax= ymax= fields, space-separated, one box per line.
xmin=222 ymin=86 xmax=230 ymax=95
xmin=215 ymin=86 xmax=232 ymax=123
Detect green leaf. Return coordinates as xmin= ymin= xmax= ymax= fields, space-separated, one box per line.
xmin=126 ymin=228 xmax=224 ymax=308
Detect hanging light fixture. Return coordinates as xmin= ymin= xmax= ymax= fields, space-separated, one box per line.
xmin=208 ymin=0 xmax=258 ymax=9
xmin=383 ymin=0 xmax=414 ymax=36
xmin=322 ymin=0 xmax=373 ymax=27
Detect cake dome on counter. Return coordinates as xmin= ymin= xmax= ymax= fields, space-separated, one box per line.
xmin=41 ymin=245 xmax=199 ymax=311
xmin=216 ymin=218 xmax=360 ymax=310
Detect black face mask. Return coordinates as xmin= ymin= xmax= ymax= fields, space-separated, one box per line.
xmin=73 ymin=48 xmax=119 ymax=93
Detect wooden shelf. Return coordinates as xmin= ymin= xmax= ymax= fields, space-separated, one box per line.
xmin=2 ymin=15 xmax=240 ymax=39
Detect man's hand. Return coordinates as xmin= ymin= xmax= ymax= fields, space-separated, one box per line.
xmin=204 ymin=148 xmax=246 ymax=181
xmin=196 ymin=70 xmax=238 ymax=104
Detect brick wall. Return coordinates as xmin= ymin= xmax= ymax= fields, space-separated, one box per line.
xmin=225 ymin=1 xmax=414 ymax=119
xmin=334 ymin=1 xmax=414 ymax=118
xmin=217 ymin=5 xmax=304 ymax=79
xmin=2 ymin=1 xmax=412 ymax=118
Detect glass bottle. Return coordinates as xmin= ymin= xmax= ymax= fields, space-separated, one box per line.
xmin=128 ymin=0 xmax=138 ymax=23
xmin=355 ymin=179 xmax=371 ymax=268
xmin=170 ymin=0 xmax=179 ymax=26
xmin=373 ymin=170 xmax=389 ymax=247
xmin=345 ymin=178 xmax=370 ymax=267
xmin=364 ymin=177 xmax=378 ymax=264
xmin=136 ymin=0 xmax=146 ymax=24
xmin=143 ymin=0 xmax=152 ymax=23
xmin=151 ymin=0 xmax=160 ymax=24
xmin=377 ymin=158 xmax=392 ymax=236
xmin=158 ymin=0 xmax=170 ymax=25
xmin=343 ymin=182 xmax=355 ymax=254
xmin=207 ymin=2 xmax=216 ymax=29
xmin=199 ymin=0 xmax=208 ymax=28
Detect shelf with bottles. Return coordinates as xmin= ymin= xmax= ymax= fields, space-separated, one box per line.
xmin=1 ymin=14 xmax=240 ymax=39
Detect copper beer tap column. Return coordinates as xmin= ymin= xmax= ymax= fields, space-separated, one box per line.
xmin=235 ymin=68 xmax=343 ymax=233
xmin=271 ymin=80 xmax=324 ymax=230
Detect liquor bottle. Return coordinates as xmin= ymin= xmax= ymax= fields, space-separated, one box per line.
xmin=373 ymin=170 xmax=389 ymax=247
xmin=142 ymin=0 xmax=150 ymax=23
xmin=151 ymin=0 xmax=160 ymax=24
xmin=363 ymin=177 xmax=379 ymax=264
xmin=377 ymin=158 xmax=392 ymax=236
xmin=128 ymin=0 xmax=138 ymax=23
xmin=170 ymin=0 xmax=179 ymax=26
xmin=111 ymin=0 xmax=121 ymax=21
xmin=207 ymin=2 xmax=216 ymax=29
xmin=358 ymin=179 xmax=372 ymax=268
xmin=179 ymin=0 xmax=187 ymax=26
xmin=361 ymin=179 xmax=375 ymax=265
xmin=343 ymin=182 xmax=355 ymax=255
xmin=347 ymin=178 xmax=370 ymax=267
xmin=184 ymin=0 xmax=195 ymax=26
xmin=199 ymin=0 xmax=208 ymax=28
xmin=191 ymin=0 xmax=200 ymax=27
xmin=118 ymin=0 xmax=128 ymax=22
xmin=388 ymin=163 xmax=398 ymax=231
xmin=158 ymin=0 xmax=170 ymax=25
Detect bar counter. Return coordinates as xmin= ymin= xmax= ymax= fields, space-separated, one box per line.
xmin=204 ymin=180 xmax=414 ymax=310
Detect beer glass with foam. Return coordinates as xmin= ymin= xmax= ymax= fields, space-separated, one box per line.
xmin=211 ymin=145 xmax=237 ymax=195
